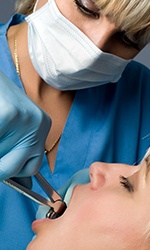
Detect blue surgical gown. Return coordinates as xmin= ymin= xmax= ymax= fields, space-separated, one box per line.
xmin=0 ymin=14 xmax=150 ymax=249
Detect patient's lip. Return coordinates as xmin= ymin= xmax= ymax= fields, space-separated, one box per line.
xmin=32 ymin=218 xmax=50 ymax=232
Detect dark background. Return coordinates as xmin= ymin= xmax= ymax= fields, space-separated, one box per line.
xmin=1 ymin=0 xmax=150 ymax=69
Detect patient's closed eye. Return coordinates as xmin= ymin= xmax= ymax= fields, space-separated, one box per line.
xmin=119 ymin=176 xmax=134 ymax=193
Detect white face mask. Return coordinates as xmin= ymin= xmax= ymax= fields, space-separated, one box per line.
xmin=25 ymin=0 xmax=130 ymax=90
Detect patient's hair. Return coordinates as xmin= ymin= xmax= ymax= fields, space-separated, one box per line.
xmin=15 ymin=0 xmax=150 ymax=47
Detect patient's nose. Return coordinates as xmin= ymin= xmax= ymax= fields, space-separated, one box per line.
xmin=89 ymin=162 xmax=108 ymax=190
xmin=90 ymin=161 xmax=140 ymax=190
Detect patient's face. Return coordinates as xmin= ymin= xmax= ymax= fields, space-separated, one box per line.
xmin=28 ymin=151 xmax=150 ymax=250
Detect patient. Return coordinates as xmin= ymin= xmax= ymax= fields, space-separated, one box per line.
xmin=27 ymin=148 xmax=150 ymax=250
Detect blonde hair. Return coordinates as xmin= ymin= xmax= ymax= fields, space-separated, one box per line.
xmin=95 ymin=0 xmax=150 ymax=47
xmin=15 ymin=0 xmax=36 ymax=15
xmin=15 ymin=0 xmax=150 ymax=46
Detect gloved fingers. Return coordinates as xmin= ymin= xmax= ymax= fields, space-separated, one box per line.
xmin=0 ymin=150 xmax=25 ymax=181
xmin=16 ymin=154 xmax=43 ymax=177
xmin=0 ymin=148 xmax=43 ymax=181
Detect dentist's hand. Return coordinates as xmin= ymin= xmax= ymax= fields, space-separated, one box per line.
xmin=0 ymin=71 xmax=51 ymax=181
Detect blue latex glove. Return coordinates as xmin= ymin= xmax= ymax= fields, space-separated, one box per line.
xmin=0 ymin=71 xmax=51 ymax=181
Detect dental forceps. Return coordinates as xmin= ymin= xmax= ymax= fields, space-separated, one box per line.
xmin=3 ymin=172 xmax=67 ymax=219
